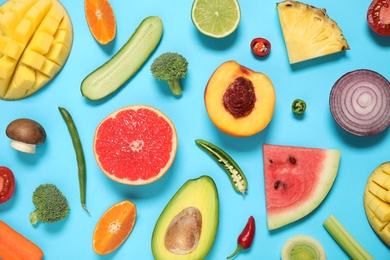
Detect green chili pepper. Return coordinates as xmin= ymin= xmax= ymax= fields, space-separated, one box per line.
xmin=292 ymin=99 xmax=306 ymax=115
xmin=58 ymin=107 xmax=89 ymax=214
xmin=195 ymin=139 xmax=248 ymax=196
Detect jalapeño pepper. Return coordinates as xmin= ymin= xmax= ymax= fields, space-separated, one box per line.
xmin=292 ymin=99 xmax=306 ymax=115
xmin=195 ymin=139 xmax=248 ymax=196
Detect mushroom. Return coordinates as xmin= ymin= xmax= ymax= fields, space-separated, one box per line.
xmin=6 ymin=118 xmax=46 ymax=154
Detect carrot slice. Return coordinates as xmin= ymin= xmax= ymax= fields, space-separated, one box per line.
xmin=84 ymin=0 xmax=116 ymax=44
xmin=92 ymin=200 xmax=137 ymax=255
xmin=0 ymin=220 xmax=43 ymax=260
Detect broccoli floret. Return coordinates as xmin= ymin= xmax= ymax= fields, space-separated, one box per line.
xmin=30 ymin=184 xmax=69 ymax=226
xmin=150 ymin=52 xmax=189 ymax=96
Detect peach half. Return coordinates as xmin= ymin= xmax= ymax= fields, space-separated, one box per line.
xmin=204 ymin=60 xmax=276 ymax=137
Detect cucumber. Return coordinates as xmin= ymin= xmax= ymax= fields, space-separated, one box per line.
xmin=81 ymin=16 xmax=163 ymax=100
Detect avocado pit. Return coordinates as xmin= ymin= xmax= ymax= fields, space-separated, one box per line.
xmin=164 ymin=206 xmax=202 ymax=255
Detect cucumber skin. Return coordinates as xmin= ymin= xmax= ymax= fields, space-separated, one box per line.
xmin=81 ymin=16 xmax=163 ymax=100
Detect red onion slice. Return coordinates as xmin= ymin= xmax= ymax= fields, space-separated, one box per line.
xmin=329 ymin=69 xmax=390 ymax=136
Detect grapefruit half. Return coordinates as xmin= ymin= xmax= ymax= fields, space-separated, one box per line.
xmin=93 ymin=105 xmax=178 ymax=185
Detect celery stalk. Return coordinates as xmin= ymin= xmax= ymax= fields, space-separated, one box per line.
xmin=323 ymin=214 xmax=374 ymax=260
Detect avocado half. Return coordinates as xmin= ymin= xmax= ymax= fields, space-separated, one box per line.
xmin=151 ymin=175 xmax=219 ymax=259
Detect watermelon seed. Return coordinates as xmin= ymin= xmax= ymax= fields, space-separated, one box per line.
xmin=289 ymin=157 xmax=296 ymax=164
xmin=274 ymin=180 xmax=288 ymax=190
xmin=269 ymin=159 xmax=274 ymax=164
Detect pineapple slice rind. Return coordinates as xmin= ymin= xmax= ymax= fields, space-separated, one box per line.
xmin=277 ymin=0 xmax=349 ymax=64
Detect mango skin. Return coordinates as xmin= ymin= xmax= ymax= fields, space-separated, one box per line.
xmin=204 ymin=60 xmax=276 ymax=137
xmin=0 ymin=0 xmax=73 ymax=100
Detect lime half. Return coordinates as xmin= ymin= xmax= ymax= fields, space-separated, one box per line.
xmin=191 ymin=0 xmax=241 ymax=38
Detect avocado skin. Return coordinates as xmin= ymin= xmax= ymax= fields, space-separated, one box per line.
xmin=151 ymin=175 xmax=219 ymax=260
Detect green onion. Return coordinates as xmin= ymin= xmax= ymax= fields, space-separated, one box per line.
xmin=323 ymin=214 xmax=373 ymax=260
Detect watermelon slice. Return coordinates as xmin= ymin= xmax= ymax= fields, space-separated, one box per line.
xmin=263 ymin=144 xmax=340 ymax=230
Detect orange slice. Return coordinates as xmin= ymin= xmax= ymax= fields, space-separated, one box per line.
xmin=92 ymin=200 xmax=136 ymax=255
xmin=85 ymin=0 xmax=116 ymax=44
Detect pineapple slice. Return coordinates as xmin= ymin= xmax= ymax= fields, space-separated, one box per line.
xmin=364 ymin=162 xmax=390 ymax=247
xmin=0 ymin=0 xmax=73 ymax=100
xmin=277 ymin=0 xmax=349 ymax=64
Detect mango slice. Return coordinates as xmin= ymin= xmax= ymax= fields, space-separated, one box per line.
xmin=364 ymin=162 xmax=390 ymax=247
xmin=0 ymin=0 xmax=73 ymax=100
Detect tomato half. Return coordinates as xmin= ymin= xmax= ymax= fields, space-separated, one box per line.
xmin=367 ymin=0 xmax=390 ymax=36
xmin=0 ymin=166 xmax=15 ymax=203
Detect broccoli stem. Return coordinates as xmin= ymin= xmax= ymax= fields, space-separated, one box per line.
xmin=167 ymin=79 xmax=182 ymax=96
xmin=29 ymin=212 xmax=39 ymax=226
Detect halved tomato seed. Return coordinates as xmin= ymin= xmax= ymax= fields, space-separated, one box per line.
xmin=0 ymin=166 xmax=15 ymax=204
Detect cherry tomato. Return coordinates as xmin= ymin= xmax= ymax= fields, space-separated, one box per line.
xmin=0 ymin=166 xmax=15 ymax=203
xmin=367 ymin=0 xmax=390 ymax=36
xmin=250 ymin=38 xmax=271 ymax=57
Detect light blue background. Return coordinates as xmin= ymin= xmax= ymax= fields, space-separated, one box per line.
xmin=1 ymin=0 xmax=390 ymax=259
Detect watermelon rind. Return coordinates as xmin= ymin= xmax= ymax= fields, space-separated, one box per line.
xmin=263 ymin=144 xmax=340 ymax=230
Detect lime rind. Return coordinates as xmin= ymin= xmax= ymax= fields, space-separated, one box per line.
xmin=191 ymin=0 xmax=241 ymax=38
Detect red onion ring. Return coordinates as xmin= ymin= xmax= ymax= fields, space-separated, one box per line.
xmin=329 ymin=69 xmax=390 ymax=136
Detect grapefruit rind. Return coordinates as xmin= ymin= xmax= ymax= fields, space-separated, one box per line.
xmin=93 ymin=105 xmax=178 ymax=185
xmin=263 ymin=144 xmax=340 ymax=230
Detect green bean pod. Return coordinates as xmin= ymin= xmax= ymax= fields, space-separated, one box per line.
xmin=195 ymin=139 xmax=248 ymax=196
xmin=58 ymin=107 xmax=89 ymax=214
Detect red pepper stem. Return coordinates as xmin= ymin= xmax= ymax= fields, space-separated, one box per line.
xmin=226 ymin=245 xmax=243 ymax=259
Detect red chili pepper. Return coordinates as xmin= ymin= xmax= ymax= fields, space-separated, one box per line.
xmin=227 ymin=216 xmax=256 ymax=259
xmin=250 ymin=38 xmax=271 ymax=57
